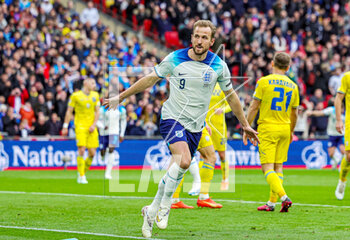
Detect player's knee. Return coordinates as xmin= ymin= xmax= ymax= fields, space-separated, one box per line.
xmin=346 ymin=152 xmax=350 ymax=162
xmin=179 ymin=156 xmax=191 ymax=169
xmin=218 ymin=152 xmax=225 ymax=161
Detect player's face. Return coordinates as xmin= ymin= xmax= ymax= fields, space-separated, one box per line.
xmin=88 ymin=79 xmax=96 ymax=91
xmin=191 ymin=27 xmax=215 ymax=56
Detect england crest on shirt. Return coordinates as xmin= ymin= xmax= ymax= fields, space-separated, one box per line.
xmin=202 ymin=69 xmax=214 ymax=86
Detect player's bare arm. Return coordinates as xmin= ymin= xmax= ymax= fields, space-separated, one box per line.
xmin=306 ymin=110 xmax=325 ymax=117
xmin=103 ymin=71 xmax=161 ymax=110
xmin=223 ymin=88 xmax=259 ymax=146
xmin=62 ymin=106 xmax=74 ymax=136
xmin=244 ymin=98 xmax=261 ymax=146
xmin=290 ymin=107 xmax=298 ymax=143
xmin=246 ymin=99 xmax=261 ymax=125
xmin=335 ymin=92 xmax=345 ymax=134
xmin=89 ymin=105 xmax=100 ymax=133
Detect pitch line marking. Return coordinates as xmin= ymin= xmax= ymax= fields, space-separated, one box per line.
xmin=0 ymin=225 xmax=163 ymax=240
xmin=1 ymin=191 xmax=350 ymax=209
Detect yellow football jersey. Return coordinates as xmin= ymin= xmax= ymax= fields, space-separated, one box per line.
xmin=337 ymin=71 xmax=350 ymax=127
xmin=206 ymin=83 xmax=230 ymax=127
xmin=68 ymin=90 xmax=100 ymax=129
xmin=253 ymin=74 xmax=299 ymax=125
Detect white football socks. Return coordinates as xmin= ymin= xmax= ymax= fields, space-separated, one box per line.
xmin=148 ymin=175 xmax=166 ymax=217
xmin=189 ymin=158 xmax=201 ymax=184
xmin=160 ymin=163 xmax=187 ymax=209
xmin=105 ymin=152 xmax=114 ymax=177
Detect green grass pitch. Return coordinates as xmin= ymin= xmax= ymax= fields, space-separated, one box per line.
xmin=1 ymin=169 xmax=350 ymax=239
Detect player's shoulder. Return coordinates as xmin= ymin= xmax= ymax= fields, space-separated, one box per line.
xmin=167 ymin=48 xmax=191 ymax=62
xmin=342 ymin=71 xmax=350 ymax=80
xmin=90 ymin=91 xmax=99 ymax=102
xmin=71 ymin=90 xmax=81 ymax=98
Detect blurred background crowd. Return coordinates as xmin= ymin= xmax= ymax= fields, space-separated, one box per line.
xmin=0 ymin=0 xmax=349 ymax=139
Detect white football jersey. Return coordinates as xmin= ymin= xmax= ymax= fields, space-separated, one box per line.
xmin=154 ymin=48 xmax=232 ymax=132
xmin=97 ymin=105 xmax=127 ymax=137
xmin=322 ymin=106 xmax=345 ymax=136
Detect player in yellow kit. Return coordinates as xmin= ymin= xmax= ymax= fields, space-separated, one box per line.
xmin=244 ymin=52 xmax=299 ymax=212
xmin=62 ymin=78 xmax=100 ymax=184
xmin=335 ymin=71 xmax=350 ymax=200
xmin=206 ymin=83 xmax=231 ymax=190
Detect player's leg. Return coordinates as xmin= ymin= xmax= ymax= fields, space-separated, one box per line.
xmin=197 ymin=144 xmax=222 ymax=208
xmin=105 ymin=147 xmax=115 ymax=179
xmin=85 ymin=128 xmax=99 ymax=176
xmin=218 ymin=150 xmax=229 ymax=190
xmin=155 ymin=141 xmax=192 ymax=229
xmin=336 ymin=131 xmax=350 ymax=200
xmin=266 ymin=162 xmax=283 ymax=210
xmin=77 ymin=146 xmax=86 ymax=183
xmin=171 ymin=176 xmax=193 ymax=209
xmin=76 ymin=129 xmax=88 ymax=182
xmin=336 ymin=150 xmax=350 ymax=200
xmin=188 ymin=157 xmax=201 ymax=196
xmin=105 ymin=135 xmax=119 ymax=179
xmin=142 ymin=119 xmax=199 ymax=237
xmin=329 ymin=136 xmax=338 ymax=169
xmin=274 ymin=129 xmax=292 ymax=212
xmin=211 ymin=124 xmax=228 ymax=190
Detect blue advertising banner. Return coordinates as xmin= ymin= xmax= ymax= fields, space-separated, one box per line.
xmin=0 ymin=139 xmax=333 ymax=170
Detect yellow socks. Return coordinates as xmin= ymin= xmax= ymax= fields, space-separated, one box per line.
xmin=265 ymin=169 xmax=286 ymax=198
xmin=340 ymin=157 xmax=350 ymax=182
xmin=172 ymin=177 xmax=184 ymax=200
xmin=84 ymin=157 xmax=93 ymax=174
xmin=221 ymin=159 xmax=229 ymax=181
xmin=269 ymin=172 xmax=283 ymax=203
xmin=198 ymin=158 xmax=204 ymax=169
xmin=77 ymin=155 xmax=85 ymax=177
xmin=200 ymin=162 xmax=214 ymax=195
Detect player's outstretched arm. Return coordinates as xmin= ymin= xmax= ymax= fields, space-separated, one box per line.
xmin=103 ymin=71 xmax=161 ymax=110
xmin=306 ymin=110 xmax=325 ymax=117
xmin=62 ymin=106 xmax=74 ymax=136
xmin=223 ymin=89 xmax=259 ymax=146
xmin=335 ymin=92 xmax=345 ymax=134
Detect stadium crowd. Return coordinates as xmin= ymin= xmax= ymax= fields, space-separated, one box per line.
xmin=1 ymin=0 xmax=350 ymax=139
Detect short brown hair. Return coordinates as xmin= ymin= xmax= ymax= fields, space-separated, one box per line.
xmin=193 ymin=20 xmax=216 ymax=39
xmin=273 ymin=52 xmax=291 ymax=70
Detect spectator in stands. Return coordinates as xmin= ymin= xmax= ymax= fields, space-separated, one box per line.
xmin=34 ymin=94 xmax=49 ymax=117
xmin=156 ymin=11 xmax=173 ymax=40
xmin=80 ymin=1 xmax=100 ymax=26
xmin=2 ymin=107 xmax=18 ymax=136
xmin=141 ymin=103 xmax=158 ymax=137
xmin=19 ymin=101 xmax=35 ymax=128
xmin=41 ymin=0 xmax=53 ymax=14
xmin=32 ymin=112 xmax=49 ymax=136
xmin=19 ymin=118 xmax=31 ymax=138
xmin=47 ymin=112 xmax=62 ymax=136
xmin=8 ymin=87 xmax=29 ymax=115
xmin=0 ymin=103 xmax=7 ymax=132
xmin=329 ymin=63 xmax=343 ymax=96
